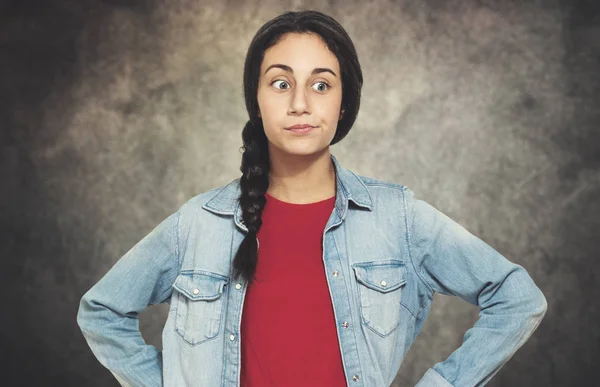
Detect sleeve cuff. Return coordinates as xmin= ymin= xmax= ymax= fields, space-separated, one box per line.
xmin=414 ymin=368 xmax=454 ymax=387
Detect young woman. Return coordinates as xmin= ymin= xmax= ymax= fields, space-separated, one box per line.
xmin=77 ymin=10 xmax=547 ymax=387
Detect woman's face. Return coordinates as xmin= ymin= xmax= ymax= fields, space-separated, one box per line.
xmin=257 ymin=32 xmax=343 ymax=158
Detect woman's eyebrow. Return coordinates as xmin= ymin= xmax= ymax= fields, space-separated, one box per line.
xmin=264 ymin=63 xmax=337 ymax=77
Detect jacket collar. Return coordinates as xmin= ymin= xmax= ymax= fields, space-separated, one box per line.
xmin=202 ymin=153 xmax=373 ymax=229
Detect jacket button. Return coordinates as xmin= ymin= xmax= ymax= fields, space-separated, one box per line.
xmin=193 ymin=288 xmax=199 ymax=295
xmin=352 ymin=374 xmax=360 ymax=381
xmin=235 ymin=283 xmax=242 ymax=290
xmin=380 ymin=280 xmax=387 ymax=287
xmin=342 ymin=321 xmax=349 ymax=328
xmin=229 ymin=334 xmax=235 ymax=341
xmin=332 ymin=271 xmax=339 ymax=277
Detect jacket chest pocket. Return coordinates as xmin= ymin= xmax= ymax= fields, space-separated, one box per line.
xmin=352 ymin=260 xmax=407 ymax=337
xmin=172 ymin=270 xmax=229 ymax=346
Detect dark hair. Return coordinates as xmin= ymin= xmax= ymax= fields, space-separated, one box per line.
xmin=232 ymin=10 xmax=363 ymax=285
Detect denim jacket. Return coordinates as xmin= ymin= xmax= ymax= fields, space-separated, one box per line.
xmin=77 ymin=153 xmax=547 ymax=387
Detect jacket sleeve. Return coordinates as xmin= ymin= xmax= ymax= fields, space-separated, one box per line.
xmin=76 ymin=207 xmax=182 ymax=387
xmin=401 ymin=188 xmax=548 ymax=387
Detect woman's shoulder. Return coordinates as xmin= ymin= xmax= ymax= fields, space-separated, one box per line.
xmin=351 ymin=171 xmax=410 ymax=193
xmin=178 ymin=178 xmax=241 ymax=213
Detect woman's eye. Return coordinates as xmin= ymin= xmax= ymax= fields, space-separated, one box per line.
xmin=272 ymin=80 xmax=290 ymax=89
xmin=312 ymin=81 xmax=330 ymax=92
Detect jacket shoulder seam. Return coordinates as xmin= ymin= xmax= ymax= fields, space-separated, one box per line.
xmin=401 ymin=187 xmax=435 ymax=300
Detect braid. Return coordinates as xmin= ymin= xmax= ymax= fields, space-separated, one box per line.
xmin=231 ymin=119 xmax=270 ymax=285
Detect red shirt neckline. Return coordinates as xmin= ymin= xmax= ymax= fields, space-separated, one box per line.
xmin=265 ymin=192 xmax=336 ymax=206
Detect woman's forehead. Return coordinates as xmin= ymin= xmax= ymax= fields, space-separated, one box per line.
xmin=261 ymin=33 xmax=339 ymax=73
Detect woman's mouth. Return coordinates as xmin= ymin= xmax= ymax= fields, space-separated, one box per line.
xmin=286 ymin=124 xmax=317 ymax=134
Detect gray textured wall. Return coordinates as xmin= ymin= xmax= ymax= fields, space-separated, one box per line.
xmin=1 ymin=0 xmax=598 ymax=386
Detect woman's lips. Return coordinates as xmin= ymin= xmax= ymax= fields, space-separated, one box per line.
xmin=287 ymin=124 xmax=314 ymax=129
xmin=288 ymin=126 xmax=315 ymax=134
xmin=286 ymin=124 xmax=317 ymax=134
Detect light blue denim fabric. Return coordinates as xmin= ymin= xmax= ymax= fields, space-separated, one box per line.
xmin=77 ymin=153 xmax=547 ymax=387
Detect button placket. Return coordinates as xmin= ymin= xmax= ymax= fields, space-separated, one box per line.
xmin=330 ymin=268 xmax=359 ymax=381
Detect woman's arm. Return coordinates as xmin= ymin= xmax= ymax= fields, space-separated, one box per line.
xmin=401 ymin=188 xmax=548 ymax=387
xmin=76 ymin=207 xmax=182 ymax=387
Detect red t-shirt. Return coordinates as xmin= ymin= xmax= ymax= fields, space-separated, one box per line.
xmin=240 ymin=192 xmax=347 ymax=386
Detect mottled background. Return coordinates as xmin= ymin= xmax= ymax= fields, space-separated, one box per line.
xmin=1 ymin=0 xmax=598 ymax=386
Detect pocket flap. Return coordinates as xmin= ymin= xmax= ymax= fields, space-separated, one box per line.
xmin=352 ymin=260 xmax=407 ymax=293
xmin=173 ymin=270 xmax=229 ymax=301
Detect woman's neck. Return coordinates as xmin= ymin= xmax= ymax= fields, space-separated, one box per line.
xmin=266 ymin=152 xmax=336 ymax=204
